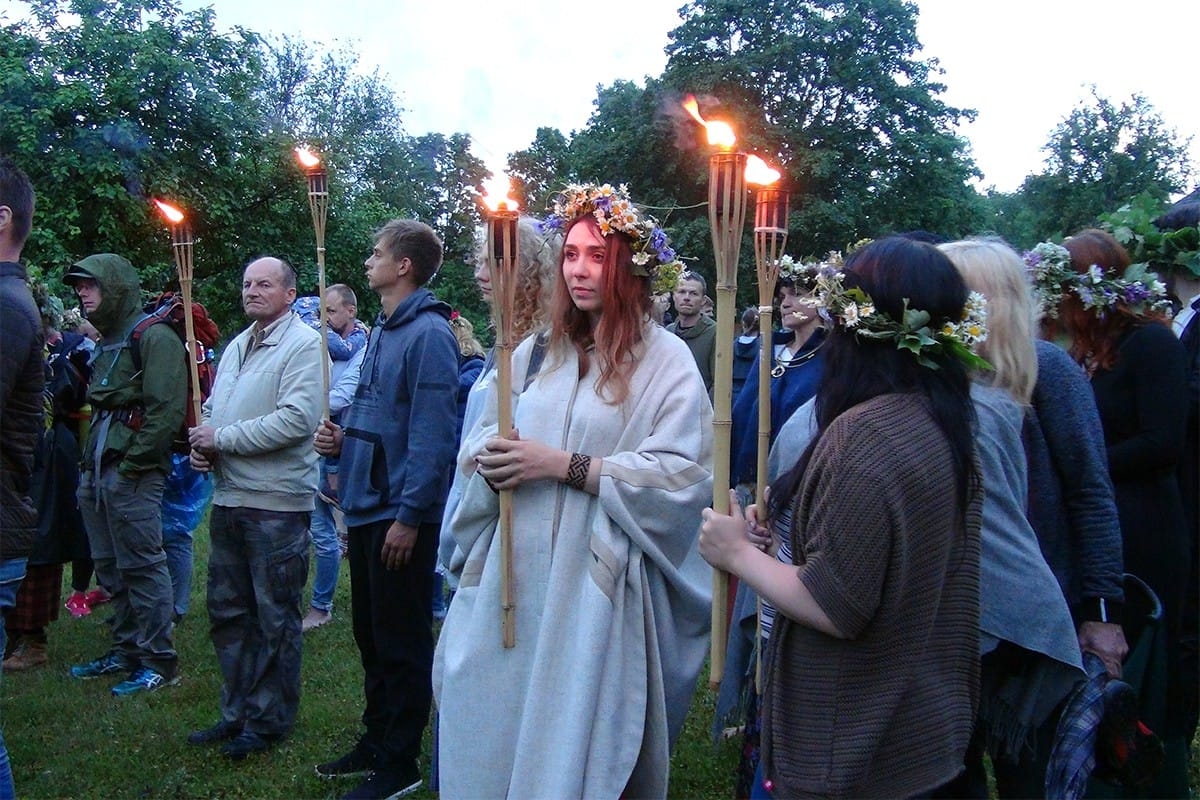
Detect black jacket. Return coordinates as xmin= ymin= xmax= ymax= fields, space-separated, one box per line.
xmin=0 ymin=260 xmax=45 ymax=560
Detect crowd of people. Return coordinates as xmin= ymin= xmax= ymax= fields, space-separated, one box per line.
xmin=1 ymin=150 xmax=1197 ymax=800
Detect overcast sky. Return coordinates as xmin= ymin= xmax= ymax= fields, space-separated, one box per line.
xmin=71 ymin=0 xmax=1200 ymax=193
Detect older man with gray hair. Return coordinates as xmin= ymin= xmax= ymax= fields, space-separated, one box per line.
xmin=187 ymin=256 xmax=325 ymax=761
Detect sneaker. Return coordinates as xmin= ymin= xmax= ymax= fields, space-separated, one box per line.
xmin=316 ymin=741 xmax=377 ymax=779
xmin=65 ymin=591 xmax=91 ymax=618
xmin=221 ymin=730 xmax=279 ymax=761
xmin=188 ymin=720 xmax=243 ymax=746
xmin=341 ymin=767 xmax=421 ymax=800
xmin=70 ymin=652 xmax=129 ymax=680
xmin=302 ymin=608 xmax=332 ymax=632
xmin=82 ymin=588 xmax=111 ymax=607
xmin=111 ymin=665 xmax=179 ymax=696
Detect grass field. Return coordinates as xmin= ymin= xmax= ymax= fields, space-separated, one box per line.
xmin=2 ymin=526 xmax=1196 ymax=798
xmin=0 ymin=527 xmax=738 ymax=799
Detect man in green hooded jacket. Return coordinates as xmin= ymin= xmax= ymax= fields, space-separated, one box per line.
xmin=64 ymin=253 xmax=186 ymax=695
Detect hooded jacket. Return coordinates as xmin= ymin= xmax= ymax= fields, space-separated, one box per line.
xmin=69 ymin=254 xmax=186 ymax=476
xmin=667 ymin=313 xmax=717 ymax=392
xmin=338 ymin=287 xmax=459 ymax=528
xmin=1 ymin=260 xmax=45 ymax=559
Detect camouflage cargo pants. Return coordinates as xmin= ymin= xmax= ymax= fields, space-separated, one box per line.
xmin=206 ymin=505 xmax=310 ymax=737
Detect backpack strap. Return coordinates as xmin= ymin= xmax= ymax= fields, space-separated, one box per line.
xmin=522 ymin=332 xmax=548 ymax=392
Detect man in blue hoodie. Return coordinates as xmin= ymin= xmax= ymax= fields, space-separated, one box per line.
xmin=314 ymin=219 xmax=458 ymax=800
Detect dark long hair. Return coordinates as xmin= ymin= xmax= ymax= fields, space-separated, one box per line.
xmin=768 ymin=236 xmax=977 ymax=521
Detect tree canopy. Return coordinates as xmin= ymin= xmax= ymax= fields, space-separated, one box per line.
xmin=2 ymin=0 xmax=1194 ymax=336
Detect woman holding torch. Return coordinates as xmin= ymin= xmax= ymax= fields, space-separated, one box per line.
xmin=434 ymin=183 xmax=713 ymax=799
xmin=701 ymin=237 xmax=984 ymax=798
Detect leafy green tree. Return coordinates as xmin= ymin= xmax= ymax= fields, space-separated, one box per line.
xmin=1014 ymin=89 xmax=1193 ymax=240
xmin=661 ymin=0 xmax=985 ymax=252
xmin=506 ymin=126 xmax=571 ymax=216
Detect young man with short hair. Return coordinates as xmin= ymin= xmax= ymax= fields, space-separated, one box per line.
xmin=314 ymin=219 xmax=459 ymax=799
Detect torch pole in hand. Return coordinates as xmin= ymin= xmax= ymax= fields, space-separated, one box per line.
xmin=303 ymin=162 xmax=332 ymax=419
xmin=486 ymin=207 xmax=520 ymax=648
xmin=169 ymin=222 xmax=202 ymax=426
xmin=708 ymin=150 xmax=748 ymax=688
xmin=752 ymin=186 xmax=789 ymax=692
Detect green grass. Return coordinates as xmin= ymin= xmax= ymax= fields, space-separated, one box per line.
xmin=4 ymin=525 xmax=1195 ymax=799
xmin=1 ymin=527 xmax=738 ymax=799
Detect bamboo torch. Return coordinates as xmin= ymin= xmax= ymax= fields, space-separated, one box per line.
xmin=296 ymin=146 xmax=331 ymax=419
xmin=153 ymin=199 xmax=202 ymax=426
xmin=747 ymin=156 xmax=788 ymax=510
xmin=747 ymin=156 xmax=788 ymax=692
xmin=480 ymin=173 xmax=520 ymax=649
xmin=684 ymin=95 xmax=747 ymax=687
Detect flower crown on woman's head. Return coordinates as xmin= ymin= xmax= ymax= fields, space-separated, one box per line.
xmin=806 ymin=270 xmax=991 ymax=371
xmin=1023 ymin=242 xmax=1076 ymax=320
xmin=540 ymin=183 xmax=678 ymax=276
xmin=777 ymin=252 xmax=843 ymax=289
xmin=1072 ymin=262 xmax=1170 ymax=318
xmin=1024 ymin=240 xmax=1171 ymax=320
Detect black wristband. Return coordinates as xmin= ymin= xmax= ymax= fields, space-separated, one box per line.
xmin=566 ymin=453 xmax=591 ymax=491
xmin=1077 ymin=596 xmax=1124 ymax=625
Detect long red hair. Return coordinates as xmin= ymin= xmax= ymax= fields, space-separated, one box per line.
xmin=1059 ymin=228 xmax=1169 ymax=371
xmin=550 ymin=216 xmax=652 ymax=404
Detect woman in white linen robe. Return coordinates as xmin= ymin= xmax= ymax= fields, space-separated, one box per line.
xmin=434 ymin=185 xmax=713 ymax=800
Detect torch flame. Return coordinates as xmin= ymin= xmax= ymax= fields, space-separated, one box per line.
xmin=745 ymin=155 xmax=781 ymax=186
xmin=682 ymin=94 xmax=737 ymax=149
xmin=294 ymin=146 xmax=321 ymax=170
xmin=153 ymin=199 xmax=185 ymax=225
xmin=480 ymin=173 xmax=519 ymax=213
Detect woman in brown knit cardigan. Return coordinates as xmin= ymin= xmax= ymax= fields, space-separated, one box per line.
xmin=701 ymin=236 xmax=984 ymax=799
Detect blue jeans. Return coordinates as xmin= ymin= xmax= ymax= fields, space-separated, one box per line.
xmin=0 ymin=557 xmax=29 ymax=800
xmin=308 ymin=462 xmax=340 ymax=613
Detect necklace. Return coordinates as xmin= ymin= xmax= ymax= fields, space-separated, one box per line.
xmin=771 ymin=339 xmax=825 ymax=378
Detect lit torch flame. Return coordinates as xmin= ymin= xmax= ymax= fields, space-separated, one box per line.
xmin=745 ymin=155 xmax=781 ymax=186
xmin=294 ymin=146 xmax=322 ymax=170
xmin=682 ymin=94 xmax=736 ymax=149
xmin=480 ymin=173 xmax=519 ymax=213
xmin=153 ymin=199 xmax=185 ymax=225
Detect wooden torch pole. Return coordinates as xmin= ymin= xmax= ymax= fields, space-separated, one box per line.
xmin=752 ymin=183 xmax=788 ymax=691
xmin=298 ymin=148 xmax=331 ymax=419
xmin=485 ymin=205 xmax=520 ymax=648
xmin=708 ymin=149 xmax=748 ymax=688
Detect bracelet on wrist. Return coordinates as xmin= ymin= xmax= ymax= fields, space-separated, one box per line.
xmin=566 ymin=452 xmax=591 ymax=491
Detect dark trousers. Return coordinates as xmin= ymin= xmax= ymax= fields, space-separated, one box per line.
xmin=347 ymin=518 xmax=437 ymax=771
xmin=207 ymin=505 xmax=309 ymax=737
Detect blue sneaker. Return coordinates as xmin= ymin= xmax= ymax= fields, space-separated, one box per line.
xmin=111 ymin=666 xmax=179 ymax=696
xmin=69 ymin=652 xmax=129 ymax=680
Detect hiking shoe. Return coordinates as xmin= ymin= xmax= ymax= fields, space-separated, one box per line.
xmin=65 ymin=591 xmax=91 ymax=618
xmin=188 ymin=720 xmax=243 ymax=745
xmin=70 ymin=652 xmax=129 ymax=680
xmin=221 ymin=731 xmax=279 ymax=761
xmin=341 ymin=767 xmax=421 ymax=800
xmin=2 ymin=640 xmax=48 ymax=671
xmin=111 ymin=666 xmax=179 ymax=696
xmin=316 ymin=741 xmax=377 ymax=779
